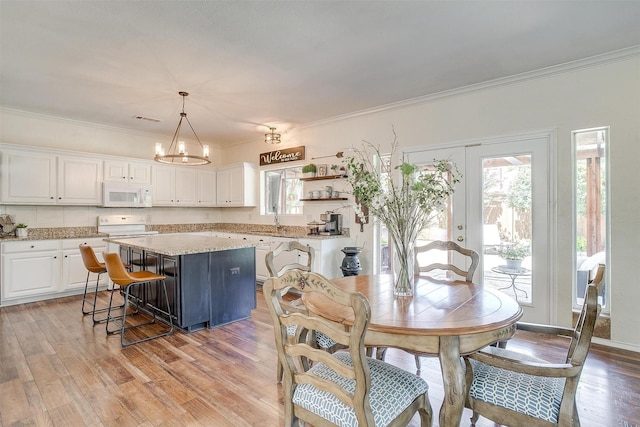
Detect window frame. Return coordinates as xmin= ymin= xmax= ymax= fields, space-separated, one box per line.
xmin=260 ymin=164 xmax=304 ymax=217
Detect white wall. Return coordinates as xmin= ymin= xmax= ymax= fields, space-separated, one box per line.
xmin=1 ymin=55 xmax=638 ymax=348
xmin=221 ymin=56 xmax=640 ymax=348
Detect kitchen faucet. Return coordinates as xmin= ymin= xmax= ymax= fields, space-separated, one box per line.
xmin=273 ymin=205 xmax=280 ymax=233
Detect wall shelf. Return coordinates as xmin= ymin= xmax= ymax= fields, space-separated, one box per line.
xmin=300 ymin=198 xmax=348 ymax=202
xmin=300 ymin=174 xmax=345 ymax=181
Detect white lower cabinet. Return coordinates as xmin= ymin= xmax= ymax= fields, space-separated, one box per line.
xmin=254 ymin=235 xmax=355 ymax=282
xmin=61 ymin=239 xmax=108 ymax=292
xmin=1 ymin=237 xmax=108 ymax=305
xmin=298 ymin=237 xmax=355 ymax=280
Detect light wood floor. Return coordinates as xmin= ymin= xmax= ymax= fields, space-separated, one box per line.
xmin=1 ymin=290 xmax=638 ymax=427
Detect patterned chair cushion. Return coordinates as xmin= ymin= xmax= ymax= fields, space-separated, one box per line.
xmin=293 ymin=351 xmax=429 ymax=427
xmin=286 ymin=325 xmax=337 ymax=350
xmin=468 ymin=347 xmax=566 ymax=424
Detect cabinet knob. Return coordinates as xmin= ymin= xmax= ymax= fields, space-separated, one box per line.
xmin=53 ymin=256 xmax=57 ymax=259
xmin=30 ymin=245 xmax=35 ymax=248
xmin=50 ymin=196 xmax=54 ymax=199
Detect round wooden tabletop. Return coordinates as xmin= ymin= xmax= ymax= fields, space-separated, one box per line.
xmin=303 ymin=274 xmax=523 ymax=337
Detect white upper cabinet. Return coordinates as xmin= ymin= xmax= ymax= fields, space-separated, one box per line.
xmin=104 ymin=160 xmax=151 ymax=185
xmin=152 ymin=165 xmax=177 ymax=206
xmin=216 ymin=162 xmax=256 ymax=207
xmin=1 ymin=150 xmax=57 ymax=204
xmin=57 ymin=155 xmax=103 ymax=204
xmin=197 ymin=169 xmax=216 ymax=206
xmin=175 ymin=168 xmax=197 ymax=205
xmin=152 ymin=165 xmax=199 ymax=206
xmin=0 ymin=149 xmax=102 ymax=205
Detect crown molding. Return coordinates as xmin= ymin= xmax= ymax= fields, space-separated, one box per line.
xmin=304 ymin=45 xmax=640 ymax=129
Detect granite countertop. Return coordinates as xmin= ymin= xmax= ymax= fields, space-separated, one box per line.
xmin=105 ymin=234 xmax=256 ymax=256
xmin=0 ymin=223 xmax=351 ymax=242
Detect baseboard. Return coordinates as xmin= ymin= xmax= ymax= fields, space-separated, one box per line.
xmin=592 ymin=337 xmax=640 ymax=353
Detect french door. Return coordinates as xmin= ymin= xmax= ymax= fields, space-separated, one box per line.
xmin=404 ymin=132 xmax=553 ymax=323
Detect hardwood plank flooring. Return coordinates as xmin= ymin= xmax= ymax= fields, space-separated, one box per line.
xmin=0 ymin=290 xmax=638 ymax=426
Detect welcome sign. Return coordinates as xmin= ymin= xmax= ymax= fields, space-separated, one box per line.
xmin=260 ymin=146 xmax=305 ymax=166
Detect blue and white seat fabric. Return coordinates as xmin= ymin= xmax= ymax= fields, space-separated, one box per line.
xmin=286 ymin=325 xmax=337 ymax=350
xmin=293 ymin=351 xmax=429 ymax=427
xmin=468 ymin=346 xmax=566 ymax=424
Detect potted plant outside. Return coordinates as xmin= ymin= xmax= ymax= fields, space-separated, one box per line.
xmin=497 ymin=241 xmax=530 ymax=270
xmin=15 ymin=223 xmax=28 ymax=238
xmin=301 ymin=163 xmax=317 ymax=178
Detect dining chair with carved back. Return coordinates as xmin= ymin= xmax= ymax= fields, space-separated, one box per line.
xmin=266 ymin=241 xmax=342 ymax=383
xmin=403 ymin=240 xmax=480 ymax=369
xmin=263 ymin=270 xmax=433 ymax=426
xmin=463 ymin=264 xmax=605 ymax=426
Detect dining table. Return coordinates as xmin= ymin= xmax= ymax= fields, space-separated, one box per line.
xmin=302 ymin=273 xmax=523 ymax=427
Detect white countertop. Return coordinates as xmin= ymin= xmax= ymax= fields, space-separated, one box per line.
xmin=104 ymin=234 xmax=256 ymax=256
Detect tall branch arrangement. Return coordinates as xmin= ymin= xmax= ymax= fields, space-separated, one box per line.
xmin=344 ymin=131 xmax=460 ymax=262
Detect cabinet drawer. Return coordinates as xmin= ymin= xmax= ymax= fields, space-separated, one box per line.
xmin=2 ymin=240 xmax=59 ymax=253
xmin=61 ymin=237 xmax=106 ymax=250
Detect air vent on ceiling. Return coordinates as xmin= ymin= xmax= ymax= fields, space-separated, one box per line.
xmin=133 ymin=115 xmax=161 ymax=123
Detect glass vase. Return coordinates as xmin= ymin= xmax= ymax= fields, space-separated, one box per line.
xmin=392 ymin=239 xmax=415 ymax=297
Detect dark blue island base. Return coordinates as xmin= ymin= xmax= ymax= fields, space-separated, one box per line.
xmin=121 ymin=246 xmax=256 ymax=332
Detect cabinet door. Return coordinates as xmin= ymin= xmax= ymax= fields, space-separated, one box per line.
xmin=216 ymin=169 xmax=231 ymax=205
xmin=61 ymin=243 xmax=107 ymax=291
xmin=0 ymin=150 xmax=57 ymax=204
xmin=228 ymin=166 xmax=245 ymax=205
xmin=129 ymin=162 xmax=152 ymax=185
xmin=175 ymin=168 xmax=197 ymax=205
xmin=2 ymin=251 xmax=60 ymax=300
xmin=57 ymin=156 xmax=103 ymax=204
xmin=152 ymin=166 xmax=176 ymax=205
xmin=197 ymin=169 xmax=216 ymax=206
xmin=103 ymin=160 xmax=129 ymax=183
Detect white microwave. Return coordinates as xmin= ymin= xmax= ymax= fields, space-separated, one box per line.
xmin=102 ymin=183 xmax=152 ymax=208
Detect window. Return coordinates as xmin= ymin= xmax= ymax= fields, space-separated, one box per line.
xmin=263 ymin=166 xmax=304 ymax=215
xmin=573 ymin=127 xmax=608 ymax=311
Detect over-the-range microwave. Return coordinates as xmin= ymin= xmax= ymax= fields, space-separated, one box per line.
xmin=102 ymin=183 xmax=152 ymax=208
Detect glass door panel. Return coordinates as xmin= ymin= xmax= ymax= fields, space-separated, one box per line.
xmin=481 ymin=156 xmax=532 ymax=304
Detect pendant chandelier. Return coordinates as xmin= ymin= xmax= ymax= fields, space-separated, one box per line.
xmin=265 ymin=127 xmax=281 ymax=144
xmin=154 ymin=91 xmax=210 ymax=166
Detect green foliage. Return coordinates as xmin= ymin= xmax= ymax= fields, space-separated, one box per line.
xmin=301 ymin=164 xmax=317 ymax=173
xmin=506 ymin=165 xmax=531 ymax=210
xmin=497 ymin=240 xmax=530 ymax=260
xmin=16 ymin=223 xmax=27 ymax=228
xmin=344 ymin=128 xmax=460 ymax=252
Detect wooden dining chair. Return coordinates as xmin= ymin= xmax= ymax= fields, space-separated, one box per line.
xmin=103 ymin=252 xmax=174 ymax=347
xmin=405 ymin=240 xmax=480 ymax=369
xmin=463 ymin=264 xmax=604 ymax=427
xmin=266 ymin=241 xmax=341 ymax=383
xmin=263 ymin=270 xmax=433 ymax=427
xmin=414 ymin=240 xmax=479 ymax=282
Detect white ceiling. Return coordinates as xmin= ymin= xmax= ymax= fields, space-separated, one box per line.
xmin=2 ymin=1 xmax=639 ymax=147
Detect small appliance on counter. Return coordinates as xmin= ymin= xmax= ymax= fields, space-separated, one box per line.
xmin=319 ymin=212 xmax=342 ymax=235
xmin=307 ymin=221 xmax=324 ymax=235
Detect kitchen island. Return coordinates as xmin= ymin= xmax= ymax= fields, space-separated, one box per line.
xmin=105 ymin=234 xmax=256 ymax=332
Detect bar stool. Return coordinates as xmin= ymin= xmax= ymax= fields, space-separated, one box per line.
xmin=103 ymin=251 xmax=174 ymax=347
xmin=79 ymin=244 xmax=124 ymax=324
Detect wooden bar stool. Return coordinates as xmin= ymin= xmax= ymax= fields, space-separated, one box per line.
xmin=79 ymin=244 xmax=124 ymax=324
xmin=103 ymin=252 xmax=174 ymax=347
